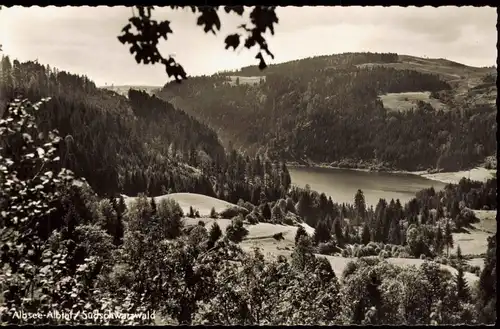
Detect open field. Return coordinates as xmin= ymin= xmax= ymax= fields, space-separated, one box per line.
xmin=125 ymin=193 xmax=483 ymax=286
xmin=450 ymin=210 xmax=496 ymax=257
xmin=226 ymin=76 xmax=265 ymax=86
xmin=379 ymin=91 xmax=448 ymax=111
xmin=357 ymin=55 xmax=496 ymax=109
xmin=472 ymin=210 xmax=497 ymax=234
xmin=122 ymin=192 xmax=246 ymax=217
xmin=100 ymin=85 xmax=161 ymax=97
xmin=242 ymin=244 xmax=479 ymax=286
xmin=452 ymin=230 xmax=492 ymax=256
xmin=420 ymin=167 xmax=496 ymax=185
xmin=184 ymin=217 xmax=315 ymax=242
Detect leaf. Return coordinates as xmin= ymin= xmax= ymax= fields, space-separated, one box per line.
xmin=122 ymin=23 xmax=132 ymax=33
xmin=224 ymin=34 xmax=240 ymax=51
xmin=197 ymin=8 xmax=221 ymax=34
xmin=224 ymin=6 xmax=244 ymax=15
xmin=256 ymin=52 xmax=267 ymax=70
xmin=36 ymin=147 xmax=45 ymax=157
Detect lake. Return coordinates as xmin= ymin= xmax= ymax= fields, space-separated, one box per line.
xmin=288 ymin=166 xmax=447 ymax=207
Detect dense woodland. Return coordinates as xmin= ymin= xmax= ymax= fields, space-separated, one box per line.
xmin=159 ymin=52 xmax=496 ymax=171
xmin=0 ymin=56 xmax=291 ymax=205
xmin=0 ymin=53 xmax=496 ymax=325
xmin=0 ymin=98 xmax=496 ymax=324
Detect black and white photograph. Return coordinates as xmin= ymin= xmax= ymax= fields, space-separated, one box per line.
xmin=0 ymin=4 xmax=497 ymax=325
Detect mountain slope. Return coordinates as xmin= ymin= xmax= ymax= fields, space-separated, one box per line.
xmin=0 ymin=56 xmax=223 ymax=196
xmin=0 ymin=55 xmax=293 ymax=207
xmin=156 ymin=52 xmax=496 ymax=172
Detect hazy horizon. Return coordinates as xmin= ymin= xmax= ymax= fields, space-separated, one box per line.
xmin=1 ymin=6 xmax=496 ymax=86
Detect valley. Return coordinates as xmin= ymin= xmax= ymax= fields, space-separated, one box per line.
xmin=1 ymin=42 xmax=496 ymax=325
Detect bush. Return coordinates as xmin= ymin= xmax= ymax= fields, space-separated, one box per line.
xmin=398 ymin=251 xmax=413 ymax=258
xmin=379 ymin=250 xmax=389 ymax=259
xmin=245 ymin=212 xmax=259 ymax=225
xmin=283 ymin=211 xmax=299 ymax=225
xmin=209 ymin=207 xmax=218 ymax=218
xmin=285 ymin=197 xmax=296 ymax=213
xmin=253 ymin=210 xmax=264 ymax=222
xmin=188 ymin=206 xmax=196 ymax=218
xmin=238 ymin=199 xmax=255 ymax=212
xmin=271 ymin=203 xmax=284 ymax=224
xmin=220 ymin=206 xmax=249 ymax=219
xmin=317 ymin=241 xmax=339 ymax=255
xmin=273 ymin=232 xmax=284 ymax=241
xmin=364 ymin=246 xmax=376 ymax=256
xmin=225 ymin=217 xmax=249 ymax=243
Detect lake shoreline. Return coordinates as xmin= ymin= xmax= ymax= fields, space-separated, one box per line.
xmin=286 ymin=161 xmax=495 ymax=185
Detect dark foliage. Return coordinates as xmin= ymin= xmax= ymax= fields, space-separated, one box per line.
xmin=118 ymin=6 xmax=279 ymax=82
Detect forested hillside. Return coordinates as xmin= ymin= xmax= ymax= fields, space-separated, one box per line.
xmin=1 ymin=55 xmax=496 ymax=326
xmin=157 ymin=52 xmax=496 ymax=172
xmin=0 ymin=56 xmax=291 ymax=203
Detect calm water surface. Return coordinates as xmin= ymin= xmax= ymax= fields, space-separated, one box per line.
xmin=288 ymin=166 xmax=447 ymax=207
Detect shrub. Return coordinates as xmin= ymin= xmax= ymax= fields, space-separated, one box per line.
xmin=285 ymin=197 xmax=296 ymax=213
xmin=273 ymin=232 xmax=284 ymax=241
xmin=295 ymin=226 xmax=309 ymax=246
xmin=220 ymin=206 xmax=249 ymax=219
xmin=317 ymin=241 xmax=339 ymax=255
xmin=283 ymin=211 xmax=299 ymax=225
xmin=225 ymin=217 xmax=249 ymax=243
xmin=253 ymin=210 xmax=264 ymax=222
xmin=243 ymin=201 xmax=255 ymax=212
xmin=245 ymin=212 xmax=259 ymax=225
xmin=379 ymin=250 xmax=389 ymax=259
xmin=209 ymin=207 xmax=218 ymax=218
xmin=364 ymin=245 xmax=376 ymax=256
xmin=271 ymin=203 xmax=284 ymax=224
xmin=207 ymin=221 xmax=223 ymax=248
xmin=188 ymin=206 xmax=196 ymax=218
xmin=398 ymin=251 xmax=413 ymax=258
xmin=238 ymin=199 xmax=255 ymax=212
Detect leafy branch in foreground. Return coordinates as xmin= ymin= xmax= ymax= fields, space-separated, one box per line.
xmin=118 ymin=6 xmax=279 ymax=83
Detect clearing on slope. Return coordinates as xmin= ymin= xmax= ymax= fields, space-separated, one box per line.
xmin=379 ymin=91 xmax=447 ymax=112
xmin=449 ymin=210 xmax=496 ymax=256
xmin=244 ymin=245 xmax=480 ymax=287
xmin=185 ymin=217 xmax=315 ymax=243
xmin=122 ymin=192 xmax=245 ymax=217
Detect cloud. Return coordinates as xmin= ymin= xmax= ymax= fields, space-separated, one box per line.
xmin=0 ymin=6 xmax=496 ymax=86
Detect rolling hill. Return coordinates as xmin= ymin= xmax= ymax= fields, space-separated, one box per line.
xmin=155 ymin=52 xmax=496 ymax=173
xmin=0 ymin=57 xmax=223 ymax=196
xmin=124 ymin=193 xmax=483 ymax=287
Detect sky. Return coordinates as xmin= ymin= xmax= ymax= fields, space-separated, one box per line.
xmin=0 ymin=6 xmax=497 ymax=86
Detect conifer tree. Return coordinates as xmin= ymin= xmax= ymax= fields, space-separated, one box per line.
xmin=207 ymin=221 xmax=223 ymax=248
xmin=361 ymin=223 xmax=371 ymax=245
xmin=262 ymin=202 xmax=272 ymax=221
xmin=295 ymin=225 xmax=308 ymax=246
xmin=444 ymin=220 xmax=454 ymax=256
xmin=434 ymin=224 xmax=444 ymax=255
xmin=455 ymin=265 xmax=470 ymax=302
